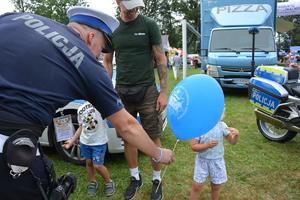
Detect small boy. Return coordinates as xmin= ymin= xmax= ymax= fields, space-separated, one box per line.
xmin=189 ymin=121 xmax=239 ymax=200
xmin=64 ymin=101 xmax=115 ymax=197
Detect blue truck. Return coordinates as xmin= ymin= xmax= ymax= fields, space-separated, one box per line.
xmin=200 ymin=0 xmax=277 ymax=88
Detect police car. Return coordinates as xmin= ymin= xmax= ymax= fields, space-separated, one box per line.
xmin=39 ymin=99 xmax=167 ymax=165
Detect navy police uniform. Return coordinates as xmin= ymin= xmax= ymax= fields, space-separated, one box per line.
xmin=0 ymin=8 xmax=122 ymax=200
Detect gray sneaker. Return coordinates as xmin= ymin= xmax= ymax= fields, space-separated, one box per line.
xmin=87 ymin=181 xmax=98 ymax=196
xmin=105 ymin=180 xmax=116 ymax=197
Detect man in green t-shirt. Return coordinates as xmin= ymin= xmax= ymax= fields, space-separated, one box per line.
xmin=103 ymin=1 xmax=168 ymax=200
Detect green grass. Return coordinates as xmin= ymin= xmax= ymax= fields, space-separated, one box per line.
xmin=47 ymin=68 xmax=300 ymax=200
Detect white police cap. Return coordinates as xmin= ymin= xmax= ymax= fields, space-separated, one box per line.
xmin=67 ymin=6 xmax=119 ymax=37
xmin=122 ymin=0 xmax=145 ymax=10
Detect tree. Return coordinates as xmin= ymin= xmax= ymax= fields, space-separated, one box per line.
xmin=281 ymin=16 xmax=300 ymax=47
xmin=167 ymin=0 xmax=199 ymax=53
xmin=143 ymin=0 xmax=176 ymax=36
xmin=10 ymin=0 xmax=87 ymax=24
xmin=277 ymin=0 xmax=300 ymax=48
xmin=142 ymin=0 xmax=199 ymax=53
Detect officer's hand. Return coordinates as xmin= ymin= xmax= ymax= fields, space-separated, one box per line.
xmin=159 ymin=148 xmax=175 ymax=165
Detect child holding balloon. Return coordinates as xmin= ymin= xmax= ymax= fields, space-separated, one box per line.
xmin=189 ymin=121 xmax=239 ymax=200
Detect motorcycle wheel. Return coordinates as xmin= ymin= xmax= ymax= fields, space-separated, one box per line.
xmin=256 ymin=119 xmax=297 ymax=143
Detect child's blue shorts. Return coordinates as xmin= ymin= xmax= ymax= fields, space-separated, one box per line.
xmin=80 ymin=143 xmax=107 ymax=165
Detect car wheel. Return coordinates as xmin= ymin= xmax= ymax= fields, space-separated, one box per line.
xmin=48 ymin=110 xmax=85 ymax=165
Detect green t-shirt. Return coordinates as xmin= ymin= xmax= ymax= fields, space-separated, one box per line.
xmin=112 ymin=15 xmax=162 ymax=86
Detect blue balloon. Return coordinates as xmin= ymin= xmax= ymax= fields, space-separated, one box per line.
xmin=167 ymin=74 xmax=224 ymax=140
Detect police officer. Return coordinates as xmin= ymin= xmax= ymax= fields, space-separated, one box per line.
xmin=0 ymin=6 xmax=174 ymax=200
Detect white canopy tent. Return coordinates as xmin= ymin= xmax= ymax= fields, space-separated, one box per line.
xmin=276 ymin=0 xmax=300 ymax=48
xmin=277 ymin=0 xmax=300 ymax=17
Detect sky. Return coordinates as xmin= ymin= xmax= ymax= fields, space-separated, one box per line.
xmin=0 ymin=0 xmax=117 ymax=15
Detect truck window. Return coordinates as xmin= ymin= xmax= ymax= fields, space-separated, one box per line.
xmin=210 ymin=28 xmax=275 ymax=53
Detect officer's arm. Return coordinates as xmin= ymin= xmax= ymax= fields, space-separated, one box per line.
xmin=103 ymin=52 xmax=114 ymax=78
xmin=106 ymin=108 xmax=174 ymax=164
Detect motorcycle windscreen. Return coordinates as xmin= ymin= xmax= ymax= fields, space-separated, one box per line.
xmin=255 ymin=65 xmax=288 ymax=85
xmin=249 ymin=77 xmax=288 ymax=114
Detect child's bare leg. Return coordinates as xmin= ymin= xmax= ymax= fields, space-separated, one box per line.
xmin=211 ymin=183 xmax=222 ymax=200
xmin=86 ymin=159 xmax=96 ymax=182
xmin=190 ymin=181 xmax=204 ymax=200
xmin=94 ymin=164 xmax=110 ymax=183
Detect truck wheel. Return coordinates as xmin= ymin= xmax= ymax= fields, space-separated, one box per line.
xmin=256 ymin=119 xmax=297 ymax=143
xmin=48 ymin=110 xmax=85 ymax=165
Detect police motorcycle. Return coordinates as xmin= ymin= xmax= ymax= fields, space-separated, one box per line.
xmin=248 ymin=65 xmax=300 ymax=142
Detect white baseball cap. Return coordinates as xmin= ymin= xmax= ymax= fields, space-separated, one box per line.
xmin=122 ymin=0 xmax=145 ymax=10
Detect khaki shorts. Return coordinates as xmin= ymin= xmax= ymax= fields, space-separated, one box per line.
xmin=116 ymin=84 xmax=163 ymax=139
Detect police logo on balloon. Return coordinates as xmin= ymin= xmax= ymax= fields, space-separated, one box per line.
xmin=168 ymin=86 xmax=189 ymax=120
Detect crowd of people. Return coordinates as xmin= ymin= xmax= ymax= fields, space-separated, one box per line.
xmin=0 ymin=0 xmax=240 ymax=200
xmin=167 ymin=52 xmax=201 ymax=80
xmin=278 ymin=49 xmax=300 ymax=70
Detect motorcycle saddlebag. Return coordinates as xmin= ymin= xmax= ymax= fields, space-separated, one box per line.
xmin=248 ymin=77 xmax=288 ymax=114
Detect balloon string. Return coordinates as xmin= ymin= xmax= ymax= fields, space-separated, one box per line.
xmin=155 ymin=139 xmax=180 ymax=193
